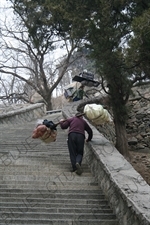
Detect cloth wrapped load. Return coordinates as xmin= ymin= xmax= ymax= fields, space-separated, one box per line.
xmin=84 ymin=103 xmax=112 ymax=125
xmin=32 ymin=119 xmax=57 ymax=143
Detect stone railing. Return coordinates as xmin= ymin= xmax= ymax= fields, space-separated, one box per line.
xmin=62 ymin=101 xmax=150 ymax=225
xmin=0 ymin=103 xmax=46 ymax=124
xmin=84 ymin=126 xmax=150 ymax=225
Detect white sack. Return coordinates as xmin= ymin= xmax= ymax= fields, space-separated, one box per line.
xmin=84 ymin=103 xmax=112 ymax=125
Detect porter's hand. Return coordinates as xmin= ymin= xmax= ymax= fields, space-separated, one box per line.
xmin=60 ymin=119 xmax=65 ymax=122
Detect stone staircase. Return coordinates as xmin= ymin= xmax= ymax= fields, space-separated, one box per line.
xmin=0 ymin=112 xmax=120 ymax=225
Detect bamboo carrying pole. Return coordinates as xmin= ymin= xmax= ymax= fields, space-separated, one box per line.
xmin=52 ymin=112 xmax=85 ymax=129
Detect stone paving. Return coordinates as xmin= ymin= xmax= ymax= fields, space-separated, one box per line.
xmin=0 ymin=112 xmax=119 ymax=225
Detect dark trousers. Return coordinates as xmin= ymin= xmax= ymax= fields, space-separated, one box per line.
xmin=67 ymin=132 xmax=85 ymax=170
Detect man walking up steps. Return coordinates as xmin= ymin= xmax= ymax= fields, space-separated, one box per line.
xmin=59 ymin=112 xmax=93 ymax=175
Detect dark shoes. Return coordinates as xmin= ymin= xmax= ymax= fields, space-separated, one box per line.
xmin=70 ymin=163 xmax=83 ymax=175
xmin=70 ymin=168 xmax=77 ymax=173
xmin=75 ymin=163 xmax=82 ymax=175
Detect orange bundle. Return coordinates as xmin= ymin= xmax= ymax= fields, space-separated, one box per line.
xmin=32 ymin=124 xmax=57 ymax=143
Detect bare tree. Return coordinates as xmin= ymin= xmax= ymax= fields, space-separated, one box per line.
xmin=0 ymin=7 xmax=82 ymax=110
xmin=0 ymin=74 xmax=28 ymax=104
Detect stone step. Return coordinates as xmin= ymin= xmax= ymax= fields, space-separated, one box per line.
xmin=0 ymin=174 xmax=98 ymax=182
xmin=0 ymin=191 xmax=104 ymax=199
xmin=0 ymin=176 xmax=96 ymax=184
xmin=0 ymin=184 xmax=101 ymax=191
xmin=0 ymin=218 xmax=119 ymax=225
xmin=0 ymin=206 xmax=113 ymax=213
xmin=0 ymin=201 xmax=110 ymax=209
xmin=0 ymin=188 xmax=101 ymax=194
xmin=0 ymin=212 xmax=117 ymax=220
xmin=0 ymin=163 xmax=90 ymax=170
xmin=0 ymin=197 xmax=106 ymax=205
xmin=0 ymin=112 xmax=120 ymax=225
xmin=0 ymin=169 xmax=92 ymax=176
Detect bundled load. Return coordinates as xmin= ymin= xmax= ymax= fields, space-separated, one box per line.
xmin=72 ymin=71 xmax=100 ymax=87
xmin=32 ymin=119 xmax=57 ymax=143
xmin=63 ymin=82 xmax=81 ymax=101
xmin=64 ymin=87 xmax=74 ymax=99
xmin=84 ymin=103 xmax=112 ymax=125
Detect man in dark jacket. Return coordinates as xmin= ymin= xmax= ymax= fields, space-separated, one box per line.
xmin=59 ymin=113 xmax=93 ymax=175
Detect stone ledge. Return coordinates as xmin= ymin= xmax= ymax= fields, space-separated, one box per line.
xmin=84 ymin=126 xmax=150 ymax=225
xmin=0 ymin=103 xmax=46 ymax=124
xmin=62 ymin=101 xmax=150 ymax=225
xmin=0 ymin=103 xmax=45 ymax=118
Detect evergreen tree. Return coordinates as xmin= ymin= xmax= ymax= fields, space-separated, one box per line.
xmin=49 ymin=0 xmax=150 ymax=157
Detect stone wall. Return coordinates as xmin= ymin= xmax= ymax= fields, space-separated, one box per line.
xmin=76 ymin=84 xmax=150 ymax=153
xmin=0 ymin=103 xmax=46 ymax=124
xmin=127 ymin=84 xmax=150 ymax=153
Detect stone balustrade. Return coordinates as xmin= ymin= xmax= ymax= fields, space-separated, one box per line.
xmin=0 ymin=103 xmax=46 ymax=124
xmin=84 ymin=125 xmax=150 ymax=225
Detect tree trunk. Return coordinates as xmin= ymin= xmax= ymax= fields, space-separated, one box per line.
xmin=114 ymin=118 xmax=129 ymax=159
xmin=47 ymin=100 xmax=53 ymax=111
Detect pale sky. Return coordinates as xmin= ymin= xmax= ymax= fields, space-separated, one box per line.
xmin=0 ymin=0 xmax=10 ymax=9
xmin=0 ymin=0 xmax=14 ymax=24
xmin=0 ymin=0 xmax=68 ymax=97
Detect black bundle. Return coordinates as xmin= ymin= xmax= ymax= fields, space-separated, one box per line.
xmin=42 ymin=119 xmax=57 ymax=130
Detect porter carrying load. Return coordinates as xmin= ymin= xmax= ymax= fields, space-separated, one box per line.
xmin=31 ymin=113 xmax=85 ymax=144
